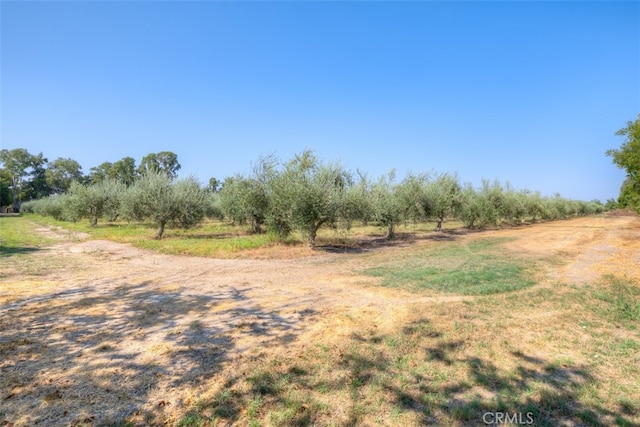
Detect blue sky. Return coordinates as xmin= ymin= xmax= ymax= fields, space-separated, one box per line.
xmin=2 ymin=1 xmax=638 ymax=201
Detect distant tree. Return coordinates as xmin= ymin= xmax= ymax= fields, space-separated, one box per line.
xmin=25 ymin=193 xmax=73 ymax=221
xmin=138 ymin=151 xmax=181 ymax=179
xmin=524 ymin=191 xmax=546 ymax=221
xmin=607 ymin=114 xmax=640 ymax=211
xmin=604 ymin=198 xmax=618 ymax=210
xmin=369 ymin=171 xmax=404 ymax=240
xmin=220 ymin=175 xmax=268 ymax=232
xmin=204 ymin=192 xmax=224 ymax=220
xmin=121 ymin=171 xmax=206 ymax=239
xmin=340 ymin=170 xmax=372 ymax=228
xmin=207 ymin=177 xmax=221 ymax=193
xmin=426 ymin=173 xmax=461 ymax=231
xmin=46 ymin=157 xmax=83 ymax=194
xmin=88 ymin=162 xmax=113 ymax=184
xmin=0 ymin=148 xmax=47 ymax=210
xmin=458 ymin=182 xmax=502 ymax=229
xmin=25 ymin=152 xmax=51 ymax=200
xmin=89 ymin=157 xmax=137 ymax=186
xmin=500 ymin=184 xmax=528 ymax=224
xmin=111 ymin=157 xmax=137 ymax=186
xmin=0 ymin=169 xmax=12 ymax=207
xmin=67 ymin=180 xmax=125 ymax=226
xmin=219 ymin=156 xmax=276 ymax=233
xmin=396 ymin=173 xmax=431 ymax=225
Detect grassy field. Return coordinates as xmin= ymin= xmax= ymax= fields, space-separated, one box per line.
xmin=0 ymin=215 xmax=54 ymax=254
xmin=0 ymin=214 xmax=638 ymax=426
xmin=19 ymin=214 xmax=453 ymax=258
xmin=363 ymin=237 xmax=537 ymax=295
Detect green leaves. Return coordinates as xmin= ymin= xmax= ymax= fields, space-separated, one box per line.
xmin=607 ymin=114 xmax=640 ymax=211
xmin=121 ymin=172 xmax=207 ymax=239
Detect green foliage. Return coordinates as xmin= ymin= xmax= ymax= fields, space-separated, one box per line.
xmin=397 ymin=173 xmax=431 ymax=224
xmin=618 ymin=178 xmax=640 ymax=212
xmin=607 ymin=114 xmax=640 ymax=212
xmin=204 ymin=192 xmax=224 ymax=220
xmin=268 ymin=150 xmax=353 ymax=246
xmin=426 ymin=172 xmax=461 ymax=231
xmin=369 ymin=171 xmax=403 ymax=239
xmin=0 ymin=169 xmax=12 ymax=207
xmin=66 ymin=180 xmax=125 ymax=226
xmin=137 ymin=151 xmax=181 ymax=180
xmin=89 ymin=157 xmax=138 ymax=186
xmin=0 ymin=148 xmax=48 ymax=208
xmin=22 ymin=194 xmax=74 ymax=221
xmin=12 ymin=148 xmax=607 ymax=242
xmin=121 ymin=171 xmax=206 ymax=239
xmin=23 ymin=152 xmax=50 ymax=201
xmin=219 ymin=155 xmax=277 ymax=233
xmin=458 ymin=184 xmax=494 ymax=229
xmin=45 ymin=157 xmax=83 ymax=194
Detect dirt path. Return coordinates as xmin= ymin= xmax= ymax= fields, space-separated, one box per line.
xmin=1 ymin=215 xmax=638 ymax=426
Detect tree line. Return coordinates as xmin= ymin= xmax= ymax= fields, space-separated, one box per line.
xmin=0 ymin=149 xmax=182 ymax=210
xmin=19 ymin=149 xmax=607 ymax=245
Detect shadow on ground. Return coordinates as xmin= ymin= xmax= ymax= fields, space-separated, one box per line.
xmin=0 ymin=281 xmax=316 ymax=426
xmin=176 ymin=317 xmax=639 ymax=426
xmin=0 ymin=246 xmax=41 ymax=257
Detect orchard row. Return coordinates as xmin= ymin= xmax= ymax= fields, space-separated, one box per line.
xmin=22 ymin=150 xmax=606 ymax=245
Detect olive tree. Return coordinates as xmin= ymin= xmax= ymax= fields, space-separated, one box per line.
xmin=26 ymin=193 xmax=74 ymax=221
xmin=66 ymin=180 xmax=125 ymax=226
xmin=524 ymin=191 xmax=546 ymax=222
xmin=426 ymin=173 xmax=461 ymax=231
xmin=457 ymin=182 xmax=502 ymax=229
xmin=268 ymin=150 xmax=352 ymax=247
xmin=500 ymin=185 xmax=528 ymax=224
xmin=121 ymin=171 xmax=207 ymax=239
xmin=219 ymin=156 xmax=277 ymax=233
xmin=396 ymin=173 xmax=431 ymax=224
xmin=369 ymin=171 xmax=404 ymax=240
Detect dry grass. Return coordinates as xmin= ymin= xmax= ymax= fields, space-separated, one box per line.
xmin=0 ymin=215 xmax=638 ymax=426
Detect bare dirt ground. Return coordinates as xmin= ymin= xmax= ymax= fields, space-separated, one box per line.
xmin=1 ymin=215 xmax=638 ymax=426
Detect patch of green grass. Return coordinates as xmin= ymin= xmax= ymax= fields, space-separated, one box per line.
xmin=364 ymin=237 xmax=535 ymax=295
xmin=25 ymin=214 xmax=288 ymax=257
xmin=0 ymin=216 xmax=53 ymax=255
xmin=590 ymin=276 xmax=640 ymax=325
xmin=175 ymin=412 xmax=210 ymax=427
xmin=132 ymin=233 xmax=278 ymax=256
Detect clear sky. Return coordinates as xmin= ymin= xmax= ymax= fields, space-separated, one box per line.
xmin=2 ymin=1 xmax=639 ymax=201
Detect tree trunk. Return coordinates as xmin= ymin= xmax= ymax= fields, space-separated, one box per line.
xmin=307 ymin=219 xmax=327 ymax=247
xmin=385 ymin=222 xmax=395 ymax=240
xmin=90 ymin=216 xmax=98 ymax=227
xmin=306 ymin=229 xmax=317 ymax=247
xmin=251 ymin=218 xmax=262 ymax=234
xmin=156 ymin=221 xmax=166 ymax=239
